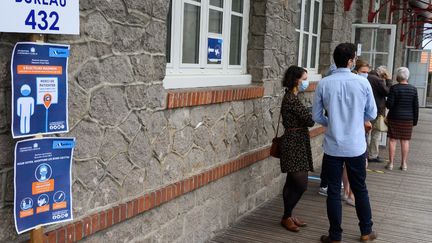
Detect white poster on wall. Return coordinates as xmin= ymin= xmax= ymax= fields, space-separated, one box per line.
xmin=0 ymin=1 xmax=79 ymax=35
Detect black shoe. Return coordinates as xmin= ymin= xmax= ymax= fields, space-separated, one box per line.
xmin=368 ymin=157 xmax=384 ymax=163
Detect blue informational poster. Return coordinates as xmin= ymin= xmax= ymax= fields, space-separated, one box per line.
xmin=208 ymin=37 xmax=223 ymax=64
xmin=14 ymin=137 xmax=75 ymax=234
xmin=11 ymin=42 xmax=70 ymax=138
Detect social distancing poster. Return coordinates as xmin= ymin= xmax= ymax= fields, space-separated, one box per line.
xmin=14 ymin=137 xmax=75 ymax=234
xmin=11 ymin=42 xmax=70 ymax=138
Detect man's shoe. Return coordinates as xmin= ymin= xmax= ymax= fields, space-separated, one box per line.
xmin=319 ymin=187 xmax=328 ymax=196
xmin=281 ymin=217 xmax=300 ymax=232
xmin=360 ymin=231 xmax=377 ymax=242
xmin=320 ymin=235 xmax=341 ymax=243
xmin=368 ymin=157 xmax=384 ymax=163
xmin=292 ymin=216 xmax=307 ymax=227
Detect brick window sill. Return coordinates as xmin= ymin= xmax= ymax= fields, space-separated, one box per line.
xmin=166 ymin=85 xmax=264 ymax=109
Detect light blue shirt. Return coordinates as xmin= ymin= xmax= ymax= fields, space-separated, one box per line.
xmin=312 ymin=68 xmax=377 ymax=157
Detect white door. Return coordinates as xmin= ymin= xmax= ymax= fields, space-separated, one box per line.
xmin=407 ymin=49 xmax=430 ymax=107
xmin=351 ymin=24 xmax=397 ymax=72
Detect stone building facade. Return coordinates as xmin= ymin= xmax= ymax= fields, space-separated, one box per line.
xmin=0 ymin=0 xmax=410 ymax=242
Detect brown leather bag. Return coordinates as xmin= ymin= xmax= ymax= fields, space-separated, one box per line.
xmin=270 ymin=112 xmax=282 ymax=158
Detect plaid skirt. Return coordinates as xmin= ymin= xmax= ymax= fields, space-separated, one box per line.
xmin=387 ymin=119 xmax=413 ymax=140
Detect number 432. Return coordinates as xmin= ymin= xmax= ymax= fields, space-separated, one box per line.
xmin=25 ymin=10 xmax=60 ymax=31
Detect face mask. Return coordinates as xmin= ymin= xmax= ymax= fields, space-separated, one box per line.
xmin=359 ymin=73 xmax=368 ymax=79
xmin=299 ymin=80 xmax=309 ymax=92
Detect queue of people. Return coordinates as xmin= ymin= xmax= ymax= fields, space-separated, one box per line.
xmin=276 ymin=42 xmax=419 ymax=243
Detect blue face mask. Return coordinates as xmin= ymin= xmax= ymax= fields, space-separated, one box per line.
xmin=299 ymin=80 xmax=310 ymax=92
xmin=359 ymin=73 xmax=368 ymax=79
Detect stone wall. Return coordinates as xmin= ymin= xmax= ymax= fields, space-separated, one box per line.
xmin=0 ymin=0 xmax=331 ymax=242
xmin=319 ymin=0 xmax=357 ymax=75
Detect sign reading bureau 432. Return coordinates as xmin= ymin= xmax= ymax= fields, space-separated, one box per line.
xmin=0 ymin=1 xmax=79 ymax=35
xmin=14 ymin=137 xmax=75 ymax=234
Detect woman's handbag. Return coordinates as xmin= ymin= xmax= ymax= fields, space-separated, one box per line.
xmin=374 ymin=115 xmax=388 ymax=132
xmin=270 ymin=112 xmax=282 ymax=158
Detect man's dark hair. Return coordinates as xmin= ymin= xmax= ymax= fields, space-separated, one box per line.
xmin=282 ymin=65 xmax=307 ymax=91
xmin=333 ymin=43 xmax=356 ymax=68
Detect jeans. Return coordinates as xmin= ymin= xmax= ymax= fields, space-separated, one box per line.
xmin=323 ymin=152 xmax=373 ymax=241
xmin=320 ymin=156 xmax=328 ymax=188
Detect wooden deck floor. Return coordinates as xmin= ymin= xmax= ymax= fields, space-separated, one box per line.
xmin=210 ymin=109 xmax=432 ymax=243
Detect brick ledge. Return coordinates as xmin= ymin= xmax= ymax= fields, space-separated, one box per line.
xmin=44 ymin=126 xmax=326 ymax=242
xmin=166 ymin=85 xmax=264 ymax=109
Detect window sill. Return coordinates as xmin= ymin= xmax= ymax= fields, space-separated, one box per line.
xmin=166 ymin=84 xmax=264 ymax=109
xmin=163 ymin=74 xmax=251 ymax=89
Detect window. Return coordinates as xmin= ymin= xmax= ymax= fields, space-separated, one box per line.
xmin=164 ymin=0 xmax=251 ymax=89
xmin=296 ymin=0 xmax=322 ymax=76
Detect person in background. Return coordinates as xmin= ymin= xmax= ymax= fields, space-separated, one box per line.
xmin=313 ymin=43 xmax=377 ymax=243
xmin=279 ymin=65 xmax=315 ymax=233
xmin=385 ymin=67 xmax=419 ymax=171
xmin=367 ymin=65 xmax=393 ymax=162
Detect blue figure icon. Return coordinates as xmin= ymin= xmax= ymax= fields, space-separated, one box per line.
xmin=20 ymin=198 xmax=33 ymax=210
xmin=39 ymin=165 xmax=48 ymax=181
xmin=17 ymin=84 xmax=34 ymax=134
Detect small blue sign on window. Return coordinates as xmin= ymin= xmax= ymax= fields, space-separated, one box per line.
xmin=208 ymin=37 xmax=223 ymax=64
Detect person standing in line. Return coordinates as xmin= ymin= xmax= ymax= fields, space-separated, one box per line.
xmin=279 ymin=65 xmax=315 ymax=233
xmin=313 ymin=43 xmax=378 ymax=243
xmin=385 ymin=67 xmax=419 ymax=171
xmin=367 ymin=65 xmax=393 ymax=162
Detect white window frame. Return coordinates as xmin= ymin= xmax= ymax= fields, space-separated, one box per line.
xmin=296 ymin=0 xmax=323 ymax=81
xmin=164 ymin=0 xmax=251 ymax=89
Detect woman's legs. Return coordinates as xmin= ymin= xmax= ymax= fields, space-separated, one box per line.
xmin=282 ymin=171 xmax=308 ymax=219
xmin=400 ymin=139 xmax=410 ymax=169
xmin=387 ymin=138 xmax=397 ymax=169
xmin=343 ymin=165 xmax=355 ymax=206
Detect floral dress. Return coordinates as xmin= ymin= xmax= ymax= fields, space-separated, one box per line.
xmin=279 ymin=92 xmax=315 ymax=173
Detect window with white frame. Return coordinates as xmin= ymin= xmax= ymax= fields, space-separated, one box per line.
xmin=164 ymin=0 xmax=251 ymax=89
xmin=296 ymin=0 xmax=322 ymax=76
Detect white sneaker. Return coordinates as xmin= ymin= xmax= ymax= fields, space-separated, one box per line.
xmin=318 ymin=187 xmax=328 ymax=196
xmin=346 ymin=198 xmax=355 ymax=207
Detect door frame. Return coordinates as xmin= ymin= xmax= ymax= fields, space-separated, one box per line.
xmin=351 ymin=24 xmax=397 ymax=72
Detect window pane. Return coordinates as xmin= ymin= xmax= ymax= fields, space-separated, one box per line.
xmin=209 ymin=9 xmax=223 ymax=34
xmin=232 ymin=0 xmax=244 ymax=13
xmin=295 ymin=0 xmax=301 ymax=28
xmin=311 ymin=36 xmax=317 ymax=68
xmin=302 ymin=35 xmax=308 ymax=67
xmin=182 ymin=3 xmax=201 ymax=64
xmin=230 ymin=15 xmax=243 ymax=65
xmin=313 ymin=1 xmax=319 ymax=34
xmin=304 ymin=0 xmax=311 ymax=32
xmin=210 ymin=0 xmax=223 ymax=8
xmin=166 ymin=0 xmax=172 ymax=63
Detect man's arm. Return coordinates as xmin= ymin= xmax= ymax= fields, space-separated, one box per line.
xmin=312 ymin=83 xmax=328 ymax=126
xmin=364 ymin=83 xmax=377 ymax=121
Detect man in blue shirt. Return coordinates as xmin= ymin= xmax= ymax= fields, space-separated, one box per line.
xmin=313 ymin=43 xmax=378 ymax=243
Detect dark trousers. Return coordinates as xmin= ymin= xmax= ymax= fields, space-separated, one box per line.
xmin=323 ymin=152 xmax=373 ymax=241
xmin=320 ymin=156 xmax=328 ymax=188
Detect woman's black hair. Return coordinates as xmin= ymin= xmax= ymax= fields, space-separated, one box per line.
xmin=282 ymin=65 xmax=307 ymax=91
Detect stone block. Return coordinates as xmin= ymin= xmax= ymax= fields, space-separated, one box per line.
xmin=185 ymin=147 xmax=206 ymax=173
xmin=143 ymin=21 xmax=167 ymax=53
xmin=74 ymin=159 xmax=105 ymax=191
xmin=173 ymin=126 xmax=194 ymax=155
xmin=69 ymin=120 xmax=104 ymax=160
xmin=128 ymin=130 xmax=153 ymax=169
xmin=100 ymin=56 xmax=134 ymax=85
xmin=0 ymin=135 xmax=13 ymax=166
xmin=168 ymin=108 xmax=191 ymax=130
xmin=122 ymin=168 xmax=146 ymax=198
xmin=138 ymin=110 xmax=168 ymax=141
xmin=162 ymin=153 xmax=185 ymax=184
xmin=112 ymin=24 xmax=147 ymax=53
xmin=76 ymin=60 xmax=102 ymax=90
xmin=90 ymin=86 xmax=130 ymax=126
xmin=118 ymin=112 xmax=141 ymax=141
xmin=143 ymin=158 xmax=163 ymax=190
xmin=84 ymin=12 xmax=113 ymax=43
xmin=106 ymin=153 xmax=134 ymax=182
